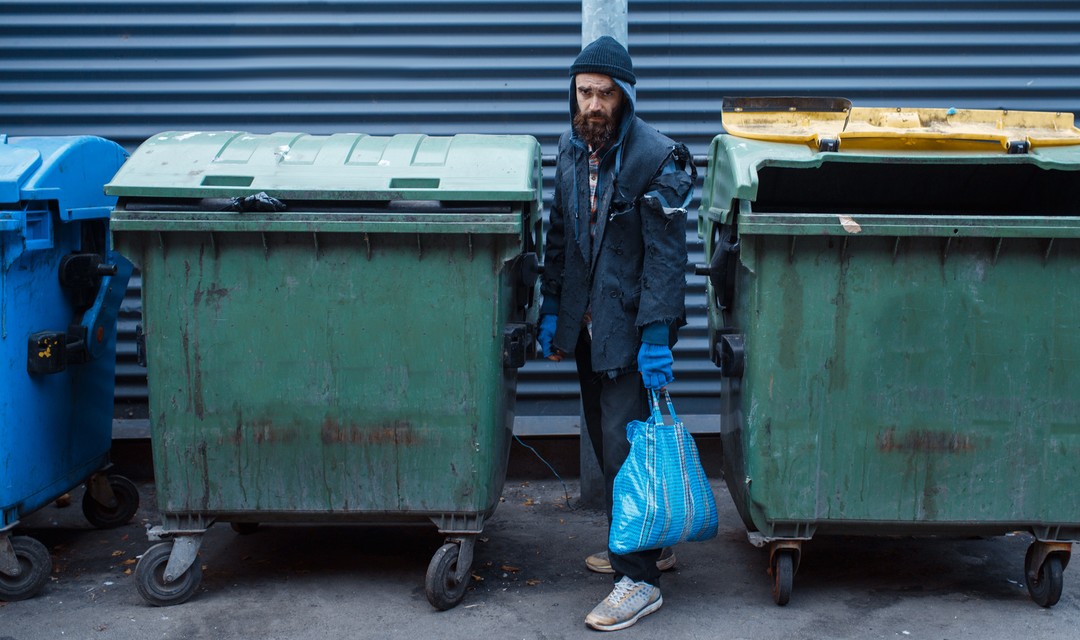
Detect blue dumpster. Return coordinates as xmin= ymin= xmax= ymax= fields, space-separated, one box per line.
xmin=0 ymin=135 xmax=138 ymax=601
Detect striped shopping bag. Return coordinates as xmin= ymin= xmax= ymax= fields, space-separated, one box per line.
xmin=609 ymin=389 xmax=718 ymax=555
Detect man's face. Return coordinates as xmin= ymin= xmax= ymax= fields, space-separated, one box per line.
xmin=573 ymin=73 xmax=623 ymax=149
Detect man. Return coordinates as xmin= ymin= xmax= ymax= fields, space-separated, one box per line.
xmin=536 ymin=36 xmax=694 ymax=631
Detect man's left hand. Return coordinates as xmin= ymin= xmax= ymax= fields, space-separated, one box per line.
xmin=638 ymin=343 xmax=674 ymax=389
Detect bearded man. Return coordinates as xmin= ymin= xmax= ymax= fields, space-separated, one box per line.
xmin=536 ymin=35 xmax=695 ymax=631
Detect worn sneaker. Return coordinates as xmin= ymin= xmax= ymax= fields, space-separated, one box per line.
xmin=585 ymin=576 xmax=663 ymax=631
xmin=585 ymin=547 xmax=677 ymax=574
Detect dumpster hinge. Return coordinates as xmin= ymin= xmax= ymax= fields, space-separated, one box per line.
xmin=1007 ymin=140 xmax=1030 ymax=154
xmin=818 ymin=138 xmax=840 ymax=153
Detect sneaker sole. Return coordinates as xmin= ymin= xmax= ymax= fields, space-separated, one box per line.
xmin=585 ymin=594 xmax=663 ymax=631
xmin=585 ymin=554 xmax=677 ymax=575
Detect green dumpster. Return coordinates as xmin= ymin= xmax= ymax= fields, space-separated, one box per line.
xmin=699 ymin=97 xmax=1080 ymax=607
xmin=106 ymin=131 xmax=542 ymax=609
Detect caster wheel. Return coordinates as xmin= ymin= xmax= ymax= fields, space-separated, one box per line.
xmin=230 ymin=522 xmax=260 ymax=535
xmin=134 ymin=542 xmax=202 ymax=606
xmin=0 ymin=537 xmax=52 ymax=601
xmin=82 ymin=475 xmax=140 ymax=529
xmin=425 ymin=542 xmax=469 ymax=611
xmin=771 ymin=549 xmax=794 ymax=606
xmin=1026 ymin=544 xmax=1064 ymax=608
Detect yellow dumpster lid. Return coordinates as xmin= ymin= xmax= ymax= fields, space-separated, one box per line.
xmin=721 ymin=97 xmax=1080 ymax=152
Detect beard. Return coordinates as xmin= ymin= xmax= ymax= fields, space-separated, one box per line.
xmin=573 ymin=108 xmax=620 ymax=150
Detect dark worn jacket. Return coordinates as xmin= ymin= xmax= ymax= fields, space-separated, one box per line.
xmin=541 ymin=78 xmax=694 ymax=374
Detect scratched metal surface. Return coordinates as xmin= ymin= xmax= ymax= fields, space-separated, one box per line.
xmin=706 ymin=146 xmax=1080 ymax=539
xmin=116 ymin=227 xmax=523 ymax=522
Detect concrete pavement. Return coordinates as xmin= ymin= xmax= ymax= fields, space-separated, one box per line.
xmin=4 ymin=469 xmax=1079 ymax=640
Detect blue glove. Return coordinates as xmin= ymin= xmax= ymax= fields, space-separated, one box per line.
xmin=537 ymin=314 xmax=558 ymax=359
xmin=638 ymin=343 xmax=674 ymax=389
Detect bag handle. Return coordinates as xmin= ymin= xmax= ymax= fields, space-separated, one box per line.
xmin=648 ymin=389 xmax=680 ymax=427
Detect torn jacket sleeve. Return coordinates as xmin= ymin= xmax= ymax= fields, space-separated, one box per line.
xmin=636 ymin=148 xmax=695 ymax=333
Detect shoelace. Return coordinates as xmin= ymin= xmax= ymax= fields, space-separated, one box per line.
xmin=606 ymin=578 xmax=636 ymax=604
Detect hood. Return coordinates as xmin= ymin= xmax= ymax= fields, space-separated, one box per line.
xmin=568 ymin=76 xmax=637 ymax=152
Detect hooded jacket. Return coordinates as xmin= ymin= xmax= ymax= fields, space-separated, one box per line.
xmin=541 ymin=76 xmax=694 ymax=374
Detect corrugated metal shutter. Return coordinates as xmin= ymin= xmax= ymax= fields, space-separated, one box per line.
xmin=3 ymin=0 xmax=1078 ymax=421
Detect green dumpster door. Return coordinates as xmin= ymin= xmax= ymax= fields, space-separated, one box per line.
xmin=108 ymin=132 xmax=541 ymax=523
xmin=702 ymin=124 xmax=1080 ymax=541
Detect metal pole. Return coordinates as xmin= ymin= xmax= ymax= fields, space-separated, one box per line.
xmin=582 ymin=0 xmax=628 ymax=48
xmin=576 ymin=0 xmax=628 ymax=508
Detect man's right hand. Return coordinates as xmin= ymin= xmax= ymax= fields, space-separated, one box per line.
xmin=537 ymin=314 xmax=561 ymax=360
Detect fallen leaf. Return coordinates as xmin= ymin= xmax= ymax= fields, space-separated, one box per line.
xmin=120 ymin=559 xmax=136 ymax=566
xmin=471 ymin=574 xmax=484 ymax=582
xmin=111 ymin=550 xmax=125 ymax=557
xmin=123 ymin=568 xmax=132 ymax=575
xmin=523 ymin=498 xmax=536 ymax=506
xmin=526 ymin=578 xmax=542 ymax=586
xmin=500 ymin=564 xmax=521 ymax=573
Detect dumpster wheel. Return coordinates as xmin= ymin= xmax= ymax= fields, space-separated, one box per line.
xmin=425 ymin=542 xmax=470 ymax=611
xmin=135 ymin=542 xmax=202 ymax=606
xmin=82 ymin=474 xmax=140 ymax=529
xmin=1025 ymin=542 xmax=1066 ymax=608
xmin=0 ymin=536 xmax=52 ymax=601
xmin=770 ymin=549 xmax=795 ymax=606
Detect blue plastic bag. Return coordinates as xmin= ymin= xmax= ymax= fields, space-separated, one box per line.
xmin=609 ymin=389 xmax=718 ymax=555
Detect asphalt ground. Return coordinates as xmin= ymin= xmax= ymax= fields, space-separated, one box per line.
xmin=4 ymin=471 xmax=1079 ymax=640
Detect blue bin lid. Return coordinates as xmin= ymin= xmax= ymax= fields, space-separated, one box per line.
xmin=0 ymin=135 xmax=128 ymax=220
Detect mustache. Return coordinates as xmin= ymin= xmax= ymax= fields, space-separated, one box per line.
xmin=573 ymin=109 xmax=619 ymax=148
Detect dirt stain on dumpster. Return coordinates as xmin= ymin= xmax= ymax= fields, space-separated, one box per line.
xmin=320 ymin=416 xmax=417 ymax=445
xmin=192 ymin=284 xmax=230 ymax=310
xmin=877 ymin=427 xmax=976 ymax=453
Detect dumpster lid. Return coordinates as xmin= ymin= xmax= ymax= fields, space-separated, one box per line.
xmin=0 ymin=144 xmax=42 ymax=203
xmin=105 ymin=132 xmax=542 ymax=204
xmin=721 ymin=97 xmax=1080 ymax=152
xmin=1 ymin=136 xmax=128 ymax=215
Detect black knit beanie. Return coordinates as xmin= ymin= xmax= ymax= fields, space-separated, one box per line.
xmin=569 ymin=35 xmax=636 ymax=86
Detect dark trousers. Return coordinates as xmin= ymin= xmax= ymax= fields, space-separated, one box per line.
xmin=575 ymin=331 xmax=663 ymax=586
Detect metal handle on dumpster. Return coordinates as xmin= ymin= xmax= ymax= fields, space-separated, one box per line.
xmin=502 ymin=323 xmax=533 ymax=369
xmin=519 ymin=252 xmax=542 ymax=286
xmin=59 ymin=253 xmax=113 ymax=307
xmin=27 ymin=251 xmax=133 ymax=375
xmin=718 ymin=333 xmax=745 ymax=378
xmin=696 ymin=228 xmax=740 ymax=311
